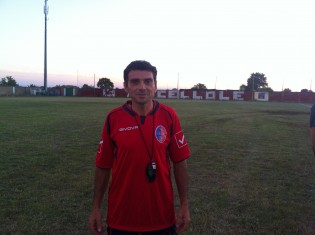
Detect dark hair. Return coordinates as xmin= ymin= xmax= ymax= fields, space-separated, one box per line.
xmin=123 ymin=60 xmax=157 ymax=84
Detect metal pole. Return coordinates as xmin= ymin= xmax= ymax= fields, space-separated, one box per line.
xmin=44 ymin=0 xmax=48 ymax=93
xmin=94 ymin=74 xmax=96 ymax=97
xmin=252 ymin=75 xmax=255 ymax=101
xmin=177 ymin=73 xmax=179 ymax=99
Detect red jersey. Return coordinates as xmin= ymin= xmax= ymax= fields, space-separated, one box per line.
xmin=95 ymin=100 xmax=190 ymax=232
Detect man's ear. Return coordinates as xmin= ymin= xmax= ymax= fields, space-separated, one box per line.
xmin=124 ymin=82 xmax=128 ymax=93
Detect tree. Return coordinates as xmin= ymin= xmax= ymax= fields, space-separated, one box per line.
xmin=242 ymin=73 xmax=268 ymax=91
xmin=301 ymin=89 xmax=311 ymax=93
xmin=0 ymin=76 xmax=19 ymax=86
xmin=97 ymin=78 xmax=114 ymax=90
xmin=258 ymin=87 xmax=273 ymax=92
xmin=191 ymin=83 xmax=207 ymax=89
xmin=283 ymin=88 xmax=291 ymax=92
xmin=81 ymin=84 xmax=94 ymax=89
xmin=239 ymin=84 xmax=247 ymax=91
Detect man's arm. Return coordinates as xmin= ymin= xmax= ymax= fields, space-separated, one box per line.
xmin=311 ymin=128 xmax=315 ymax=146
xmin=89 ymin=167 xmax=111 ymax=235
xmin=310 ymin=105 xmax=315 ymax=156
xmin=173 ymin=159 xmax=190 ymax=234
xmin=311 ymin=128 xmax=315 ymax=156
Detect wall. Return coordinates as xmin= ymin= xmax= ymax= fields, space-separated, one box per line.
xmin=1 ymin=86 xmax=315 ymax=103
xmin=0 ymin=87 xmax=31 ymax=96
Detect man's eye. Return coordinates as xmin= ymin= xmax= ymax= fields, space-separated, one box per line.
xmin=130 ymin=80 xmax=140 ymax=85
xmin=144 ymin=79 xmax=153 ymax=84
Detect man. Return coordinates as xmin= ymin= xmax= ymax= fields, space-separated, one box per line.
xmin=310 ymin=104 xmax=315 ymax=156
xmin=89 ymin=60 xmax=191 ymax=235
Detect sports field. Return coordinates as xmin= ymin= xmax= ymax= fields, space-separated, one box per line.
xmin=0 ymin=97 xmax=314 ymax=234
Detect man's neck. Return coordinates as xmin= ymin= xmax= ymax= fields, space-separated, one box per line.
xmin=131 ymin=101 xmax=154 ymax=116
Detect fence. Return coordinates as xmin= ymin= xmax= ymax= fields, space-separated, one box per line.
xmin=1 ymin=86 xmax=315 ymax=103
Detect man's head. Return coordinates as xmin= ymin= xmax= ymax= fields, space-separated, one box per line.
xmin=123 ymin=60 xmax=157 ymax=85
xmin=123 ymin=60 xmax=158 ymax=106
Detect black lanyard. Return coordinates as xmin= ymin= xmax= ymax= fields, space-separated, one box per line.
xmin=134 ymin=114 xmax=155 ymax=163
xmin=133 ymin=111 xmax=157 ymax=182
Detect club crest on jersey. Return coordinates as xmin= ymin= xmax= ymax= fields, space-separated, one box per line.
xmin=155 ymin=125 xmax=167 ymax=143
xmin=175 ymin=131 xmax=187 ymax=148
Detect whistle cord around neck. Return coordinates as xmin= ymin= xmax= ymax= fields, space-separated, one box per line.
xmin=134 ymin=114 xmax=155 ymax=163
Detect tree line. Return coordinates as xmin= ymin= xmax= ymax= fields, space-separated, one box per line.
xmin=191 ymin=72 xmax=313 ymax=93
xmin=1 ymin=74 xmax=313 ymax=93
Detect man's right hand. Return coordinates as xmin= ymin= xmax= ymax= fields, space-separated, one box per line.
xmin=89 ymin=208 xmax=104 ymax=235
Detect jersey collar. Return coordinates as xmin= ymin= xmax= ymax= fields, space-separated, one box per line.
xmin=123 ymin=100 xmax=159 ymax=116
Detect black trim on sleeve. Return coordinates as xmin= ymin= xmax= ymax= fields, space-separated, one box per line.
xmin=158 ymin=103 xmax=175 ymax=138
xmin=165 ymin=108 xmax=174 ymax=138
xmin=310 ymin=104 xmax=315 ymax=127
xmin=106 ymin=114 xmax=111 ymax=135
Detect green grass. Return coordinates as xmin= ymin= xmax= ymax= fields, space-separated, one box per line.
xmin=1 ymin=97 xmax=314 ymax=234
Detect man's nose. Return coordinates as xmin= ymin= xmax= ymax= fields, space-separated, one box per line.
xmin=139 ymin=80 xmax=146 ymax=89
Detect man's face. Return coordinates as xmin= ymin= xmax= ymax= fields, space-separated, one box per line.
xmin=124 ymin=70 xmax=157 ymax=105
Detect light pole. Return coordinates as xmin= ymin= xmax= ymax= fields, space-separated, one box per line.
xmin=177 ymin=73 xmax=179 ymax=99
xmin=44 ymin=0 xmax=49 ymax=93
xmin=252 ymin=75 xmax=255 ymax=101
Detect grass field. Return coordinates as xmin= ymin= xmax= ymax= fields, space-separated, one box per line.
xmin=1 ymin=97 xmax=314 ymax=234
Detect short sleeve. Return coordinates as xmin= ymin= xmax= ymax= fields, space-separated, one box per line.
xmin=310 ymin=104 xmax=315 ymax=128
xmin=95 ymin=115 xmax=115 ymax=168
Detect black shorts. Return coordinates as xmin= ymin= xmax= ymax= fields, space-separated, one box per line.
xmin=107 ymin=225 xmax=177 ymax=235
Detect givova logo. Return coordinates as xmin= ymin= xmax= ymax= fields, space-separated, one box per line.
xmin=119 ymin=125 xmax=139 ymax=132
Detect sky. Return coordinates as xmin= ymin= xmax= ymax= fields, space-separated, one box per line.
xmin=0 ymin=0 xmax=314 ymax=91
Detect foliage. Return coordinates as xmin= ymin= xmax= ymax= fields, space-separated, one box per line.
xmin=191 ymin=83 xmax=207 ymax=89
xmin=0 ymin=76 xmax=19 ymax=86
xmin=81 ymin=84 xmax=95 ymax=89
xmin=97 ymin=77 xmax=114 ymax=90
xmin=241 ymin=72 xmax=268 ymax=91
xmin=239 ymin=84 xmax=247 ymax=91
xmin=258 ymin=87 xmax=273 ymax=92
xmin=301 ymin=88 xmax=312 ymax=93
xmin=283 ymin=88 xmax=291 ymax=92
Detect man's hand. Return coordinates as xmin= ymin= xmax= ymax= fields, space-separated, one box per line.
xmin=89 ymin=208 xmax=104 ymax=235
xmin=176 ymin=205 xmax=190 ymax=234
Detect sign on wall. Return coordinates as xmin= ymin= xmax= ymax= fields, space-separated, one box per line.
xmin=155 ymin=90 xmax=269 ymax=101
